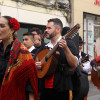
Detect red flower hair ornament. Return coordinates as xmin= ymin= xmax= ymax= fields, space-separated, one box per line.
xmin=10 ymin=18 xmax=20 ymax=31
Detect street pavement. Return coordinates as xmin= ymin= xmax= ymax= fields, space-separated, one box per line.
xmin=87 ymin=77 xmax=100 ymax=100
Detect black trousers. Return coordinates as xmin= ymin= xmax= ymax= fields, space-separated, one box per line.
xmin=39 ymin=88 xmax=69 ymax=100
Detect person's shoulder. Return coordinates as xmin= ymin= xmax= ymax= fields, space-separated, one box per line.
xmin=41 ymin=42 xmax=49 ymax=49
xmin=66 ymin=39 xmax=76 ymax=47
xmin=33 ymin=42 xmax=50 ymax=60
xmin=14 ymin=39 xmax=28 ymax=52
xmin=66 ymin=39 xmax=74 ymax=43
xmin=19 ymin=43 xmax=34 ymax=60
xmin=20 ymin=43 xmax=31 ymax=54
xmin=81 ymin=52 xmax=87 ymax=57
xmin=66 ymin=39 xmax=79 ymax=57
xmin=20 ymin=43 xmax=28 ymax=50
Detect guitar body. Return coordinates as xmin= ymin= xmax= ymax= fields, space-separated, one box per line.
xmin=35 ymin=49 xmax=59 ymax=78
xmin=91 ymin=68 xmax=100 ymax=87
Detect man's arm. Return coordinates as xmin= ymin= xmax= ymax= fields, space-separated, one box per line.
xmin=58 ymin=39 xmax=78 ymax=68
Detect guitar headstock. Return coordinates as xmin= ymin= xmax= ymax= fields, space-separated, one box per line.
xmin=76 ymin=24 xmax=80 ymax=29
xmin=63 ymin=23 xmax=80 ymax=40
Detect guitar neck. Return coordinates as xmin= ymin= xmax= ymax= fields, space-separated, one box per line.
xmin=45 ymin=43 xmax=59 ymax=61
xmin=63 ymin=24 xmax=79 ymax=40
xmin=44 ymin=24 xmax=80 ymax=62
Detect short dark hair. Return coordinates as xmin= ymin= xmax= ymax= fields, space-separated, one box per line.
xmin=30 ymin=27 xmax=42 ymax=35
xmin=23 ymin=32 xmax=34 ymax=38
xmin=48 ymin=18 xmax=63 ymax=31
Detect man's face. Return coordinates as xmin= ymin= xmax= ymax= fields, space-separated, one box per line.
xmin=31 ymin=31 xmax=40 ymax=41
xmin=31 ymin=31 xmax=41 ymax=47
xmin=79 ymin=43 xmax=83 ymax=52
xmin=23 ymin=35 xmax=33 ymax=49
xmin=45 ymin=22 xmax=57 ymax=39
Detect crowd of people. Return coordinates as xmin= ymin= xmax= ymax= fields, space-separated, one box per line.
xmin=0 ymin=15 xmax=100 ymax=100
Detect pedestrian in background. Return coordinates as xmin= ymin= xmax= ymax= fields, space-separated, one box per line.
xmin=30 ymin=28 xmax=46 ymax=57
xmin=79 ymin=36 xmax=91 ymax=74
xmin=23 ymin=32 xmax=35 ymax=57
xmin=30 ymin=27 xmax=46 ymax=99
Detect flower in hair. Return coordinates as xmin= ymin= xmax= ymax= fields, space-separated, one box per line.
xmin=10 ymin=18 xmax=20 ymax=31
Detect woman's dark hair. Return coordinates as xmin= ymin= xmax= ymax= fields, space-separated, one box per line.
xmin=2 ymin=16 xmax=16 ymax=39
xmin=2 ymin=16 xmax=13 ymax=29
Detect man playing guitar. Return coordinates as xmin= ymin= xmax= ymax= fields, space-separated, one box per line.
xmin=35 ymin=18 xmax=78 ymax=100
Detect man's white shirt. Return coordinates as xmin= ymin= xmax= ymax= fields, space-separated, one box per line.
xmin=45 ymin=36 xmax=62 ymax=49
xmin=28 ymin=46 xmax=35 ymax=52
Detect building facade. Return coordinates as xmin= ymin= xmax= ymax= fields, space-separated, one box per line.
xmin=72 ymin=0 xmax=100 ymax=60
xmin=0 ymin=0 xmax=70 ymax=42
xmin=0 ymin=0 xmax=100 ymax=60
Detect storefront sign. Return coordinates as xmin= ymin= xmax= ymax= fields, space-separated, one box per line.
xmin=94 ymin=0 xmax=100 ymax=6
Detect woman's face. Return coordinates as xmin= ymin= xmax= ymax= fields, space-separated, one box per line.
xmin=0 ymin=17 xmax=12 ymax=40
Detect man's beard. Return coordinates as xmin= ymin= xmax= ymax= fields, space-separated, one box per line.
xmin=46 ymin=31 xmax=56 ymax=39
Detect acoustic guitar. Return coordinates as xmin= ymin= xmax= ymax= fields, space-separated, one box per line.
xmin=35 ymin=24 xmax=80 ymax=78
xmin=91 ymin=38 xmax=100 ymax=88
